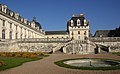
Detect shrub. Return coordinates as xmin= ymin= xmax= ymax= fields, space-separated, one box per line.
xmin=0 ymin=61 xmax=6 ymax=66
xmin=0 ymin=52 xmax=46 ymax=58
xmin=14 ymin=52 xmax=23 ymax=57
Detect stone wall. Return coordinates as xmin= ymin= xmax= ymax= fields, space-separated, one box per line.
xmin=90 ymin=37 xmax=120 ymax=52
xmin=0 ymin=38 xmax=69 ymax=52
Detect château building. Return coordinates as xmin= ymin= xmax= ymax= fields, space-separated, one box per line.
xmin=0 ymin=4 xmax=120 ymax=54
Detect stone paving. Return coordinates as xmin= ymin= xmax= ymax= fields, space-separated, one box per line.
xmin=0 ymin=54 xmax=120 ymax=74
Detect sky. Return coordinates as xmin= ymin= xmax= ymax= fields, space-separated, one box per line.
xmin=0 ymin=0 xmax=120 ymax=35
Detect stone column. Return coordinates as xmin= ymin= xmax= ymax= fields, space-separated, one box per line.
xmin=108 ymin=46 xmax=111 ymax=52
xmin=63 ymin=47 xmax=66 ymax=53
xmin=6 ymin=21 xmax=10 ymax=39
xmin=98 ymin=47 xmax=101 ymax=54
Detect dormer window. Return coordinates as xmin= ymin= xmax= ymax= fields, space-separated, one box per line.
xmin=77 ymin=19 xmax=80 ymax=26
xmin=21 ymin=18 xmax=24 ymax=22
xmin=71 ymin=20 xmax=73 ymax=26
xmin=15 ymin=12 xmax=19 ymax=19
xmin=24 ymin=19 xmax=27 ymax=24
xmin=10 ymin=11 xmax=13 ymax=16
xmin=2 ymin=5 xmax=7 ymax=13
xmin=84 ymin=19 xmax=87 ymax=26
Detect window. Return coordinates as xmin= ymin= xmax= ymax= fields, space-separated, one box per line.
xmin=9 ymin=31 xmax=12 ymax=40
xmin=78 ymin=31 xmax=80 ymax=34
xmin=16 ymin=25 xmax=17 ymax=31
xmin=2 ymin=29 xmax=5 ymax=39
xmin=24 ymin=29 xmax=26 ymax=38
xmin=84 ymin=31 xmax=86 ymax=35
xmin=71 ymin=20 xmax=73 ymax=26
xmin=84 ymin=36 xmax=87 ymax=40
xmin=78 ymin=36 xmax=80 ymax=39
xmin=10 ymin=23 xmax=12 ymax=28
xmin=66 ymin=37 xmax=69 ymax=39
xmin=3 ymin=20 xmax=5 ymax=26
xmin=25 ymin=35 xmax=26 ymax=38
xmin=15 ymin=33 xmax=18 ymax=39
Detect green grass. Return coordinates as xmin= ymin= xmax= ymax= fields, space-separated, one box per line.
xmin=0 ymin=57 xmax=41 ymax=71
xmin=54 ymin=58 xmax=120 ymax=71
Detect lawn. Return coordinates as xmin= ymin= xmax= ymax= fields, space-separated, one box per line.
xmin=0 ymin=57 xmax=41 ymax=71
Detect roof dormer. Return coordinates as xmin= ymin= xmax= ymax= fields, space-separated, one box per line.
xmin=1 ymin=4 xmax=7 ymax=13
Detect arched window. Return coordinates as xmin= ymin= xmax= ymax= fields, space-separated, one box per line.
xmin=78 ymin=31 xmax=80 ymax=34
xmin=9 ymin=31 xmax=12 ymax=39
xmin=84 ymin=31 xmax=86 ymax=35
xmin=71 ymin=20 xmax=74 ymax=26
xmin=77 ymin=19 xmax=80 ymax=26
xmin=2 ymin=29 xmax=5 ymax=39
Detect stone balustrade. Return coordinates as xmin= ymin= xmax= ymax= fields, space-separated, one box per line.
xmin=90 ymin=37 xmax=120 ymax=42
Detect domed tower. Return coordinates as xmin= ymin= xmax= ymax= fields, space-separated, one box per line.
xmin=67 ymin=14 xmax=90 ymax=40
xmin=31 ymin=17 xmax=43 ymax=32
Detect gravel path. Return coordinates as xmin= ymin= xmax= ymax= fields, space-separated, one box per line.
xmin=0 ymin=54 xmax=120 ymax=74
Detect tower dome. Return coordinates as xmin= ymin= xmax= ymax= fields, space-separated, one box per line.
xmin=32 ymin=17 xmax=42 ymax=29
xmin=35 ymin=21 xmax=42 ymax=29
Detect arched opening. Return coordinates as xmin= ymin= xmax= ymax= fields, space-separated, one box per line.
xmin=2 ymin=29 xmax=5 ymax=39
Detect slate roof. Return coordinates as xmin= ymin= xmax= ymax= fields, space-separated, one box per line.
xmin=67 ymin=14 xmax=89 ymax=27
xmin=94 ymin=30 xmax=115 ymax=37
xmin=45 ymin=31 xmax=68 ymax=35
xmin=35 ymin=22 xmax=42 ymax=29
xmin=71 ymin=16 xmax=85 ymax=26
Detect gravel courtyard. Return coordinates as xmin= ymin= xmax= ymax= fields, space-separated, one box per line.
xmin=0 ymin=54 xmax=120 ymax=74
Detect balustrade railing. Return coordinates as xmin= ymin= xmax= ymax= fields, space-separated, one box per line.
xmin=90 ymin=37 xmax=120 ymax=42
xmin=0 ymin=38 xmax=71 ymax=43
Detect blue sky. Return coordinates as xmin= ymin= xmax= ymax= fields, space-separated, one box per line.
xmin=0 ymin=0 xmax=120 ymax=35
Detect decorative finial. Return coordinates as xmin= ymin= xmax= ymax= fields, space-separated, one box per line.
xmin=72 ymin=14 xmax=75 ymax=17
xmin=80 ymin=13 xmax=84 ymax=17
xmin=33 ymin=17 xmax=36 ymax=22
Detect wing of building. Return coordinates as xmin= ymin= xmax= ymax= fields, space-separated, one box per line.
xmin=0 ymin=4 xmax=45 ymax=39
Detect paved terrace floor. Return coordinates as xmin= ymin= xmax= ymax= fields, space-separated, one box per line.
xmin=0 ymin=54 xmax=120 ymax=74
